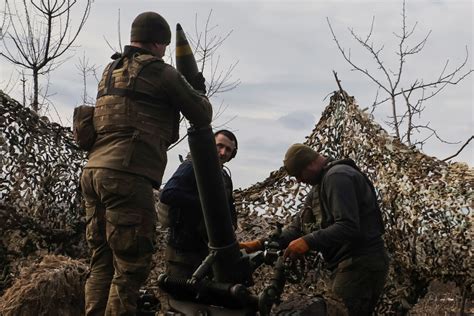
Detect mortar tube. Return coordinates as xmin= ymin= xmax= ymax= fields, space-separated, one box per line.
xmin=187 ymin=125 xmax=244 ymax=284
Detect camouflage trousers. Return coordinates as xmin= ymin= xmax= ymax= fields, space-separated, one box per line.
xmin=81 ymin=168 xmax=157 ymax=316
xmin=331 ymin=251 xmax=389 ymax=316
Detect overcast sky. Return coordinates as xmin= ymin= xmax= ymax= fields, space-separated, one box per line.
xmin=1 ymin=0 xmax=472 ymax=188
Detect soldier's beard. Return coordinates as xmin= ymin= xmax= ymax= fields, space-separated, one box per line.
xmin=218 ymin=157 xmax=226 ymax=166
xmin=308 ymin=171 xmax=324 ymax=185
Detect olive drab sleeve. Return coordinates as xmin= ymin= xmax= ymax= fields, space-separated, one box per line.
xmin=162 ymin=66 xmax=213 ymax=127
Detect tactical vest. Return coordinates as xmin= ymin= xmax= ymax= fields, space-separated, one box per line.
xmin=94 ymin=53 xmax=180 ymax=147
xmin=300 ymin=186 xmax=323 ymax=235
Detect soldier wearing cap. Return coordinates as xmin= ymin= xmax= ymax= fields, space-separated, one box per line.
xmin=80 ymin=11 xmax=212 ymax=315
xmin=240 ymin=144 xmax=389 ymax=315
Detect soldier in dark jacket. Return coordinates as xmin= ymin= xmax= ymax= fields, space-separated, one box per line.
xmin=240 ymin=144 xmax=389 ymax=316
xmin=80 ymin=11 xmax=212 ymax=316
xmin=160 ymin=130 xmax=238 ymax=280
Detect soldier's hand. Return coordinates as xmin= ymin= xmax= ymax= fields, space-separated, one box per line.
xmin=239 ymin=240 xmax=263 ymax=253
xmin=191 ymin=72 xmax=206 ymax=94
xmin=283 ymin=237 xmax=309 ymax=260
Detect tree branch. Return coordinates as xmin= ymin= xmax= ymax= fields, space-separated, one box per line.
xmin=442 ymin=136 xmax=473 ymax=162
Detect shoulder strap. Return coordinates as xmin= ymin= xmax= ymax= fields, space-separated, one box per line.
xmin=102 ymin=57 xmax=123 ymax=95
xmin=96 ymin=54 xmax=167 ymax=106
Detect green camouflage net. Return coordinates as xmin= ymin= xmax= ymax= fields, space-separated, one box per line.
xmin=234 ymin=91 xmax=473 ymax=312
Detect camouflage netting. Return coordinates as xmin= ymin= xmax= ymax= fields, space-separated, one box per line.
xmin=0 ymin=254 xmax=88 ymax=316
xmin=0 ymin=89 xmax=472 ymax=314
xmin=0 ymin=91 xmax=88 ymax=292
xmin=234 ymin=91 xmax=473 ymax=312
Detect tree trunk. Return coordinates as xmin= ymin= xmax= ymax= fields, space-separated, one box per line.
xmin=32 ymin=68 xmax=39 ymax=113
xmin=391 ymin=95 xmax=400 ymax=139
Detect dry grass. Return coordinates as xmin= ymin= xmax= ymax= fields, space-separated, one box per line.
xmin=409 ymin=281 xmax=473 ymax=316
xmin=0 ymin=255 xmax=88 ymax=316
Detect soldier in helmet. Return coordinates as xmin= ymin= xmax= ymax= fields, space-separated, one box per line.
xmin=80 ymin=11 xmax=212 ymax=315
xmin=158 ymin=130 xmax=238 ymax=282
xmin=240 ymin=144 xmax=389 ymax=316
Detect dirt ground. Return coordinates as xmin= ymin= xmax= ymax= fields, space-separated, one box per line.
xmin=408 ymin=280 xmax=473 ymax=315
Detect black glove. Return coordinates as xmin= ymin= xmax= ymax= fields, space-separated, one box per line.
xmin=190 ymin=72 xmax=206 ymax=94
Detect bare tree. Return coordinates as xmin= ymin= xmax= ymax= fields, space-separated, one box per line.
xmin=75 ymin=51 xmax=100 ymax=106
xmin=0 ymin=0 xmax=10 ymax=41
xmin=72 ymin=8 xmax=123 ymax=110
xmin=166 ymin=11 xmax=240 ymax=150
xmin=104 ymin=8 xmax=123 ymax=55
xmin=189 ymin=9 xmax=241 ymax=99
xmin=327 ymin=0 xmax=472 ymax=154
xmin=0 ymin=71 xmax=18 ymax=95
xmin=20 ymin=71 xmax=27 ymax=106
xmin=0 ymin=1 xmax=17 ymax=94
xmin=0 ymin=0 xmax=92 ymax=113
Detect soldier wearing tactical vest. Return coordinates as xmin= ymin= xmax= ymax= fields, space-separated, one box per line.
xmin=159 ymin=130 xmax=238 ymax=282
xmin=80 ymin=11 xmax=212 ymax=316
xmin=240 ymin=144 xmax=389 ymax=316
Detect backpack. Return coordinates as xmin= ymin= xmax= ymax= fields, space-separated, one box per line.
xmin=73 ymin=105 xmax=96 ymax=151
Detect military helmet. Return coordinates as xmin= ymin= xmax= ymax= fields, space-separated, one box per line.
xmin=130 ymin=12 xmax=171 ymax=44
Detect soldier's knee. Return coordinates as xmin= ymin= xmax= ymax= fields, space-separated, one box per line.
xmin=106 ymin=210 xmax=155 ymax=257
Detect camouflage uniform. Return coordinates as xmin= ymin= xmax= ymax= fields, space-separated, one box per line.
xmin=81 ymin=43 xmax=212 ymax=316
xmin=276 ymin=159 xmax=389 ymax=316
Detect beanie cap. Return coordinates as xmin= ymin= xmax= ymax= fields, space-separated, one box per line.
xmin=130 ymin=12 xmax=171 ymax=44
xmin=283 ymin=143 xmax=318 ymax=177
